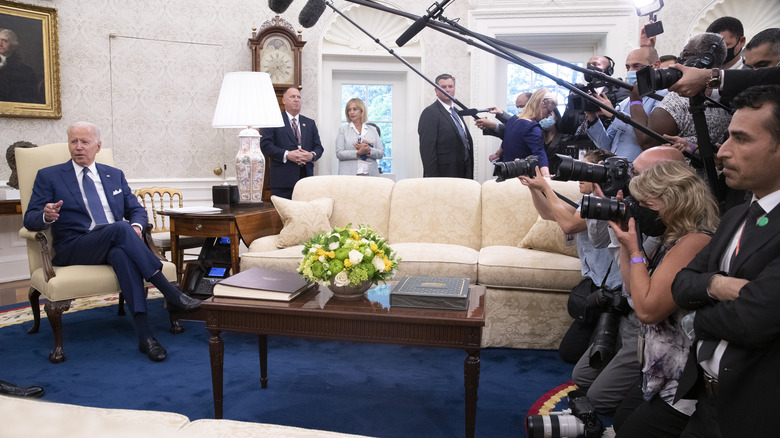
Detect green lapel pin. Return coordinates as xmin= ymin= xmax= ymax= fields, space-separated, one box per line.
xmin=758 ymin=217 xmax=769 ymax=227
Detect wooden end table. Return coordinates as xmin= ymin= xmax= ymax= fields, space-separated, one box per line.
xmin=202 ymin=283 xmax=485 ymax=438
xmin=157 ymin=204 xmax=282 ymax=282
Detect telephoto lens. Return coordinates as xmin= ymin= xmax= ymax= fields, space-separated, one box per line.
xmin=492 ymin=155 xmax=539 ymax=182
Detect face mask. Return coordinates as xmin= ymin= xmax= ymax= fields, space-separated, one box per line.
xmin=634 ymin=205 xmax=666 ymax=237
xmin=626 ymin=70 xmax=637 ymax=86
xmin=539 ymin=115 xmax=555 ymax=131
xmin=725 ymin=45 xmax=740 ymax=64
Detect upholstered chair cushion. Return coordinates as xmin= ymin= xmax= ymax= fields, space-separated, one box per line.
xmin=519 ymin=216 xmax=579 ymax=258
xmin=389 ymin=242 xmax=479 ymax=283
xmin=272 ymin=196 xmax=334 ymax=248
xmin=477 ymin=246 xmax=582 ymax=291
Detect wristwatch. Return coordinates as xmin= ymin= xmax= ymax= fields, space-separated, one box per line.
xmin=705 ymin=68 xmax=721 ymax=89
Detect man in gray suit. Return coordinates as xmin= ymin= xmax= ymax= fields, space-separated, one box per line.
xmin=417 ymin=74 xmax=474 ymax=179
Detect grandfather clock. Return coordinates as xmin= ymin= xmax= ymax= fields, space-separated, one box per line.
xmin=250 ymin=16 xmax=306 ymax=201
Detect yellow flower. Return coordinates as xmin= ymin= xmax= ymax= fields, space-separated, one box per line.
xmin=316 ymin=248 xmax=326 ymax=256
xmin=383 ymin=257 xmax=392 ymax=271
xmin=344 ymin=259 xmax=352 ymax=268
xmin=327 ymin=251 xmax=335 ymax=259
xmin=370 ymin=243 xmax=378 ymax=252
xmin=377 ymin=250 xmax=384 ymax=257
xmin=350 ymin=230 xmax=360 ymax=240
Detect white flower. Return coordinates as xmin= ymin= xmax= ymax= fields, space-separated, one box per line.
xmin=349 ymin=249 xmax=364 ymax=265
xmin=329 ymin=241 xmax=340 ymax=250
xmin=319 ymin=255 xmax=326 ymax=263
xmin=372 ymin=256 xmax=385 ymax=272
xmin=334 ymin=270 xmax=350 ymax=286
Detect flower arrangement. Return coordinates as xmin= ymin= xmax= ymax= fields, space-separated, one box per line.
xmin=298 ymin=224 xmax=400 ymax=287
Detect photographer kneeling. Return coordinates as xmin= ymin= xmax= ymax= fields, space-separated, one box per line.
xmin=517 ymin=149 xmax=623 ymax=364
xmin=606 ymin=161 xmax=719 ymax=437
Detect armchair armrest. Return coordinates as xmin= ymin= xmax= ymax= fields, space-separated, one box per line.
xmin=19 ymin=227 xmax=56 ymax=282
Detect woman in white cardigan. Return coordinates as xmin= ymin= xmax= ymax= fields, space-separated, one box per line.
xmin=335 ymin=98 xmax=385 ymax=176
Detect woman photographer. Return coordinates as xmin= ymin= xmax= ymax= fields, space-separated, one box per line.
xmin=609 ymin=161 xmax=719 ymax=437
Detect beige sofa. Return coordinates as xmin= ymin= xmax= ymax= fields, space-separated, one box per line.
xmin=241 ymin=175 xmax=585 ymax=350
xmin=0 ymin=395 xmax=372 ymax=438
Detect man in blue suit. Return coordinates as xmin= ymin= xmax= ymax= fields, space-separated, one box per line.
xmin=261 ymin=87 xmax=324 ymax=199
xmin=23 ymin=122 xmax=201 ymax=362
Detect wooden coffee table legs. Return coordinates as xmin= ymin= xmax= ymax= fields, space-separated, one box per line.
xmin=465 ymin=348 xmax=481 ymax=438
xmin=208 ymin=333 xmax=480 ymax=438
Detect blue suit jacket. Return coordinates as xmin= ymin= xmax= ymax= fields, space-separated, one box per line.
xmin=23 ymin=161 xmax=148 ymax=255
xmin=260 ymin=112 xmax=324 ymax=191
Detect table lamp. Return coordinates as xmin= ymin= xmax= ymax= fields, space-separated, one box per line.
xmin=212 ymin=72 xmax=283 ymax=204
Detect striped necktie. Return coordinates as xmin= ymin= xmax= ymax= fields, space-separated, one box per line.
xmin=82 ymin=168 xmax=108 ymax=225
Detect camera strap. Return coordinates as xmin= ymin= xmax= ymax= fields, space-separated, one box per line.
xmin=599 ymin=260 xmax=615 ymax=291
xmin=553 ymin=190 xmax=580 ymax=209
xmin=689 ymin=93 xmax=721 ymax=201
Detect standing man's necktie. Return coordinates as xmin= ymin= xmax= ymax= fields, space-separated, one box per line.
xmin=449 ymin=106 xmax=470 ymax=161
xmin=82 ymin=168 xmax=108 ymax=225
xmin=729 ymin=201 xmax=765 ymax=272
xmin=291 ymin=117 xmax=301 ymax=146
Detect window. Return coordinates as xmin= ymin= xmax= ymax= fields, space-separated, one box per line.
xmin=506 ymin=62 xmax=584 ymax=115
xmin=341 ymin=84 xmax=393 ymax=174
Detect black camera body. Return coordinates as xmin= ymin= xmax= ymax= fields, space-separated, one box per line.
xmin=555 ymin=155 xmax=631 ymax=197
xmin=526 ymin=394 xmax=604 ymax=438
xmin=588 ymin=289 xmax=630 ymax=369
xmin=493 ymin=155 xmax=539 ymax=182
xmin=636 ymin=43 xmax=720 ymax=96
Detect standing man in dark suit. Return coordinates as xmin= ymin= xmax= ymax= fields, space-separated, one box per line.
xmin=23 ymin=122 xmax=201 ymax=362
xmin=261 ymin=87 xmax=324 ymax=199
xmin=671 ymin=85 xmax=780 ymax=437
xmin=418 ymin=73 xmax=474 ymax=179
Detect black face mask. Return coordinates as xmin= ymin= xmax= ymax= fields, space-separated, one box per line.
xmin=725 ymin=45 xmax=740 ymax=64
xmin=635 ymin=205 xmax=666 ymax=237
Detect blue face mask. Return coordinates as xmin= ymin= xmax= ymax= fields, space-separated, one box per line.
xmin=626 ymin=70 xmax=638 ymax=86
xmin=539 ymin=115 xmax=556 ymax=131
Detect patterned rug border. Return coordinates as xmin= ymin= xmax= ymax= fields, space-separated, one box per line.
xmin=526 ymin=381 xmax=578 ymax=417
xmin=0 ymin=291 xmax=162 ymax=328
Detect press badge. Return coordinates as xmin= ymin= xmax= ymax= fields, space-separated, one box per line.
xmin=565 ymin=233 xmax=575 ymax=246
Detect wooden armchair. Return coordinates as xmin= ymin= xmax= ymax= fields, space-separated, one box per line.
xmin=16 ymin=143 xmax=177 ymax=363
xmin=134 ymin=187 xmax=204 ymax=258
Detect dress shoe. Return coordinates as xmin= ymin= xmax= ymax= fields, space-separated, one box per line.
xmin=0 ymin=380 xmax=45 ymax=398
xmin=168 ymin=293 xmax=203 ymax=313
xmin=138 ymin=337 xmax=167 ymax=362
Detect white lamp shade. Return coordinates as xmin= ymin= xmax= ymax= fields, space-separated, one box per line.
xmin=212 ymin=72 xmax=284 ymax=128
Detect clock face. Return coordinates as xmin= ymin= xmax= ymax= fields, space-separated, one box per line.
xmin=261 ymin=37 xmax=295 ymax=85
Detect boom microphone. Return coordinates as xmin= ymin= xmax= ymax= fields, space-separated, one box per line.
xmin=299 ymin=0 xmax=326 ymax=28
xmin=269 ymin=0 xmax=294 ymax=13
xmin=395 ymin=0 xmax=453 ymax=47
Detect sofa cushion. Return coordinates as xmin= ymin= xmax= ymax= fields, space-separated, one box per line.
xmin=477 ymin=246 xmax=582 ymax=291
xmin=389 ymin=178 xmax=482 ymax=251
xmin=292 ymin=175 xmax=394 ymax=237
xmin=241 ymin=244 xmax=305 ymax=272
xmin=390 ymin=242 xmax=479 ymax=282
xmin=272 ymin=196 xmax=333 ymax=248
xmin=519 ymin=216 xmax=579 ymax=258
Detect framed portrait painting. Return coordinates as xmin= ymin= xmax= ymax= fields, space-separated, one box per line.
xmin=0 ymin=0 xmax=60 ymax=118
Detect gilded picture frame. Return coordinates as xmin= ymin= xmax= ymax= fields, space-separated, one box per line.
xmin=0 ymin=0 xmax=61 ymax=119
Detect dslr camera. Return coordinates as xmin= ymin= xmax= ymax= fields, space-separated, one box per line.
xmin=566 ymin=65 xmax=610 ymax=113
xmin=636 ymin=50 xmax=718 ymax=96
xmin=493 ymin=155 xmax=539 ymax=182
xmin=526 ymin=393 xmax=604 ymax=438
xmin=587 ymin=287 xmax=630 ymax=369
xmin=554 ymin=154 xmax=631 ymax=197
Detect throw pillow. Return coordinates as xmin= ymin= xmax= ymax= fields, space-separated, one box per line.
xmin=519 ymin=215 xmax=579 ymax=258
xmin=272 ymin=196 xmax=334 ymax=248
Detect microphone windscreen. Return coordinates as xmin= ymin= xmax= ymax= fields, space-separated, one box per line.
xmin=269 ymin=0 xmax=294 ymax=13
xmin=395 ymin=16 xmax=428 ymax=47
xmin=298 ymin=0 xmax=326 ymax=28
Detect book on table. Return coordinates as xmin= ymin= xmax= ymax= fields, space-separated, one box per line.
xmin=212 ymin=267 xmax=314 ymax=301
xmin=390 ymin=276 xmax=470 ymax=310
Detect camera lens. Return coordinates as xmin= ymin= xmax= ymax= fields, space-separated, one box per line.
xmin=526 ymin=414 xmax=585 ymax=438
xmin=589 ymin=311 xmax=621 ymax=369
xmin=492 ymin=156 xmax=539 ymax=182
xmin=556 ymin=155 xmax=608 ymax=184
xmin=580 ymin=195 xmax=626 ymax=222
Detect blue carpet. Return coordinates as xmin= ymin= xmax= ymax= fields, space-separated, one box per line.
xmin=0 ymin=299 xmax=573 ymax=437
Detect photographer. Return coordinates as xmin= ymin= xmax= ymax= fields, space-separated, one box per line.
xmin=559 ymin=55 xmax=628 ymax=136
xmin=518 ymin=149 xmax=623 ymax=363
xmin=607 ymin=161 xmax=720 ymax=437
xmin=668 ymin=65 xmax=780 ymax=103
xmin=630 ymin=33 xmax=732 ymax=151
xmin=584 ymin=47 xmax=666 ymax=162
xmin=569 ymin=146 xmax=686 ymax=418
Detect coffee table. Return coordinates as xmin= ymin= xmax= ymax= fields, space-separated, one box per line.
xmin=202 ymin=282 xmax=485 ymax=438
